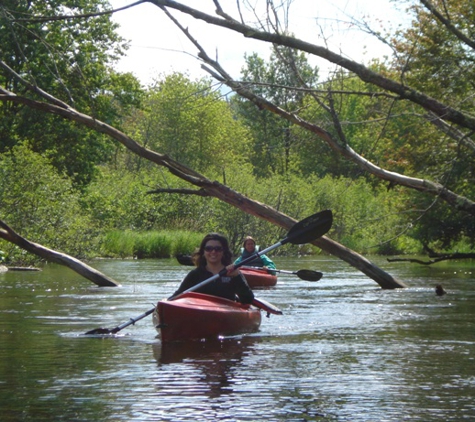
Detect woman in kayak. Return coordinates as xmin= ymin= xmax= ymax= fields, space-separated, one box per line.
xmin=171 ymin=233 xmax=254 ymax=304
xmin=234 ymin=236 xmax=276 ymax=274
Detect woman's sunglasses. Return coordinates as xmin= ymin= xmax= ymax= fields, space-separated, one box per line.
xmin=204 ymin=245 xmax=223 ymax=252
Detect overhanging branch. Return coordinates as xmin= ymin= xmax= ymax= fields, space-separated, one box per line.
xmin=0 ymin=88 xmax=406 ymax=288
xmin=0 ymin=219 xmax=119 ymax=287
xmin=158 ymin=7 xmax=475 ymax=217
xmin=147 ymin=187 xmax=209 ymax=196
xmin=150 ymin=0 xmax=475 ymax=132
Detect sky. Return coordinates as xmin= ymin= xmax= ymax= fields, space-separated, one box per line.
xmin=108 ymin=0 xmax=408 ymax=87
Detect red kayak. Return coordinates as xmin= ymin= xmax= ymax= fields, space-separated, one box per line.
xmin=240 ymin=267 xmax=277 ymax=288
xmin=174 ymin=256 xmax=278 ymax=288
xmin=154 ymin=292 xmax=262 ymax=342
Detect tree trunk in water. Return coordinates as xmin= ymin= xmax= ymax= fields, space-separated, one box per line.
xmin=0 ymin=220 xmax=119 ymax=287
xmin=1 ymin=92 xmax=407 ymax=289
xmin=198 ymin=182 xmax=407 ymax=289
xmin=314 ymin=237 xmax=407 ymax=289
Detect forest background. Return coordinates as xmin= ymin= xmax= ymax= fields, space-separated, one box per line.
xmin=1 ymin=0 xmax=474 ymax=267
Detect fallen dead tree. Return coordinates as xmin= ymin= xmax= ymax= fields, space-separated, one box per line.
xmin=0 ymin=76 xmax=407 ymax=289
xmin=0 ymin=220 xmax=120 ymax=287
xmin=388 ymin=252 xmax=475 ymax=265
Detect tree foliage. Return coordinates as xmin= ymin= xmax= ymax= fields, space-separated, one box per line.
xmin=1 ymin=0 xmax=474 ymax=281
xmin=143 ymin=0 xmax=475 ymax=251
xmin=0 ymin=144 xmax=98 ymax=262
xmin=132 ymin=73 xmax=252 ymax=176
xmin=231 ymin=47 xmax=319 ymax=176
xmin=0 ymin=0 xmax=143 ymax=186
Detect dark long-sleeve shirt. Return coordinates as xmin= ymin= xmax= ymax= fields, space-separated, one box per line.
xmin=172 ymin=266 xmax=254 ymax=304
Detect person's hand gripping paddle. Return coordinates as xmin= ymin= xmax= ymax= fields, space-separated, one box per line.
xmin=85 ymin=209 xmax=332 ymax=335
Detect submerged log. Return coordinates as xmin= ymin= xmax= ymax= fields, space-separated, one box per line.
xmin=387 ymin=253 xmax=475 ymax=265
xmin=7 ymin=266 xmax=41 ymax=271
xmin=387 ymin=245 xmax=475 ymax=266
xmin=435 ymin=285 xmax=447 ymax=296
xmin=0 ymin=220 xmax=119 ymax=287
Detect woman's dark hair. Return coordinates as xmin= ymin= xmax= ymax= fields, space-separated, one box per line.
xmin=192 ymin=233 xmax=233 ymax=267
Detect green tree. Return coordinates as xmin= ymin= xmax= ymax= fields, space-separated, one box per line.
xmin=0 ymin=0 xmax=143 ymax=186
xmin=82 ymin=165 xmax=211 ymax=233
xmin=383 ymin=0 xmax=475 ymax=247
xmin=231 ymin=47 xmax=319 ymax=177
xmin=133 ymin=73 xmax=252 ymax=176
xmin=3 ymin=0 xmax=474 ymax=288
xmin=0 ymin=143 xmax=98 ymax=263
xmin=139 ymin=0 xmax=475 ymax=257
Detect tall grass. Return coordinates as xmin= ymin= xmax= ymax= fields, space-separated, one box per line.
xmin=101 ymin=230 xmax=204 ymax=259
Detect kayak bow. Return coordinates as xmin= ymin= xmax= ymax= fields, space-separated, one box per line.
xmin=240 ymin=267 xmax=278 ymax=288
xmin=153 ymin=292 xmax=282 ymax=342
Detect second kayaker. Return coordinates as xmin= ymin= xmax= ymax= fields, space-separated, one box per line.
xmin=234 ymin=236 xmax=277 ymax=274
xmin=170 ymin=233 xmax=254 ymax=303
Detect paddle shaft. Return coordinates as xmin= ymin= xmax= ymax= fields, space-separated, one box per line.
xmin=169 ymin=210 xmax=332 ymax=300
xmin=168 ymin=240 xmax=285 ymax=300
xmin=242 ymin=265 xmax=297 ymax=275
xmin=85 ymin=210 xmax=332 ymax=334
xmin=111 ymin=307 xmax=155 ymax=333
xmin=84 ymin=307 xmax=156 ymax=335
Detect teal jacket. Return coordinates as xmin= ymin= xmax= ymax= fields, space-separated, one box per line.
xmin=234 ymin=246 xmax=276 ymax=273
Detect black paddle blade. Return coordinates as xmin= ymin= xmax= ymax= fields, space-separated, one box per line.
xmin=285 ymin=209 xmax=333 ymax=245
xmin=84 ymin=307 xmax=155 ymax=335
xmin=296 ymin=269 xmax=323 ymax=281
xmin=176 ymin=254 xmax=194 ymax=266
xmin=84 ymin=327 xmax=113 ymax=335
xmin=84 ymin=326 xmax=122 ymax=335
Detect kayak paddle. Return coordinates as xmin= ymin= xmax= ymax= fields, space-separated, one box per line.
xmin=175 ymin=254 xmax=194 ymax=266
xmin=85 ymin=308 xmax=155 ymax=335
xmin=168 ymin=209 xmax=332 ymax=300
xmin=242 ymin=266 xmax=323 ymax=282
xmin=84 ymin=209 xmax=332 ymax=335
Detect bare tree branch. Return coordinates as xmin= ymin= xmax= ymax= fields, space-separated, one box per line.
xmin=156 ymin=8 xmax=475 ymax=216
xmin=387 ymin=252 xmax=475 ymax=265
xmin=426 ymin=112 xmax=475 ymax=153
xmin=0 ymin=86 xmax=406 ymax=288
xmin=0 ymin=60 xmax=70 ymax=109
xmin=420 ymin=0 xmax=475 ymax=51
xmin=149 ymin=0 xmax=475 ymax=132
xmin=0 ymin=219 xmax=119 ymax=287
xmin=10 ymin=0 xmax=148 ymax=23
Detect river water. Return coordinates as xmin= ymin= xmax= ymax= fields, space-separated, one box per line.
xmin=0 ymin=256 xmax=474 ymax=421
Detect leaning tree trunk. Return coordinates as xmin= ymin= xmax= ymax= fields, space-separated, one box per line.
xmin=195 ymin=181 xmax=408 ymax=289
xmin=0 ymin=89 xmax=406 ymax=288
xmin=0 ymin=220 xmax=119 ymax=287
xmin=314 ymin=237 xmax=407 ymax=289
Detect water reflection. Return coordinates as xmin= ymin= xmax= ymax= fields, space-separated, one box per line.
xmin=152 ymin=337 xmax=258 ymax=398
xmin=2 ymin=258 xmax=475 ymax=421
